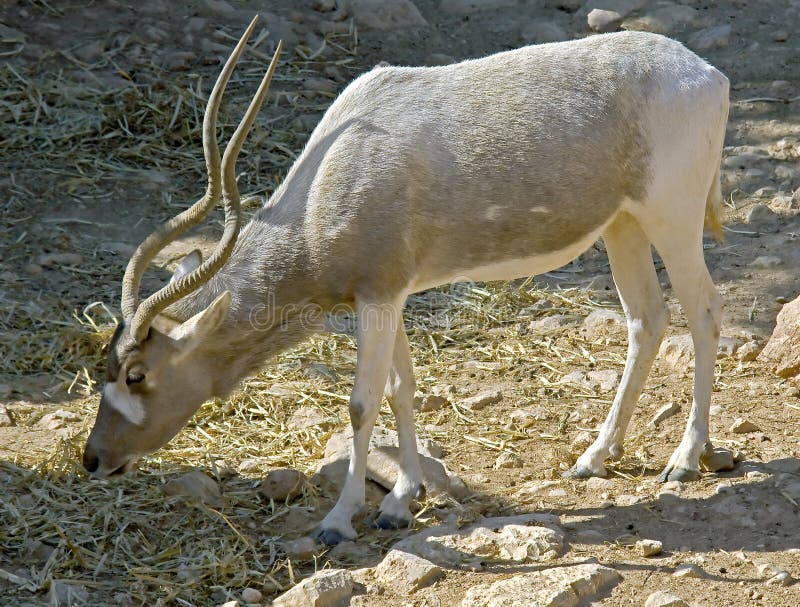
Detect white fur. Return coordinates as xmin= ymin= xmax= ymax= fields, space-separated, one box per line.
xmin=103 ymin=382 xmax=146 ymax=426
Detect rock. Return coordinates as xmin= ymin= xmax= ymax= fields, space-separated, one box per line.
xmin=581 ymin=309 xmax=626 ymax=341
xmin=759 ymin=295 xmax=800 ymax=377
xmin=220 ymin=602 xmax=240 ymax=607
xmin=0 ymin=406 xmax=13 ymax=427
xmin=586 ymin=369 xmax=619 ymax=392
xmin=460 ymin=390 xmax=503 ymax=411
xmin=700 ymin=446 xmax=735 ymax=472
xmin=528 ymin=314 xmax=574 ymax=334
xmin=508 ymin=406 xmax=549 ymax=428
xmin=515 ymin=480 xmax=561 ymax=500
xmin=673 ymin=564 xmax=704 ymax=578
xmin=737 ymin=340 xmax=761 ymax=362
xmin=49 ymin=581 xmax=90 ymax=604
xmin=287 ymin=406 xmax=334 ymax=430
xmin=765 ymin=570 xmax=793 ymax=586
xmin=746 ymin=204 xmax=778 ymax=225
xmin=375 ymin=550 xmax=444 ymax=593
xmin=414 ymin=393 xmax=450 ymax=412
xmin=636 ymin=539 xmax=663 ymax=557
xmin=570 ymin=431 xmax=593 ymax=454
xmin=313 ymin=0 xmax=337 ymax=11
xmin=461 ymin=563 xmax=621 ymax=607
xmin=749 ymin=255 xmax=782 ymax=268
xmin=366 ymin=445 xmax=465 ymax=498
xmin=440 ymin=0 xmax=518 ymax=15
xmin=238 ymin=458 xmax=266 ymax=474
xmin=730 ymin=418 xmax=759 ymax=434
xmin=649 ymin=402 xmax=680 ymax=428
xmin=493 ymin=451 xmax=523 ymax=469
xmin=271 ymin=569 xmax=353 ymax=607
xmin=24 ymin=263 xmax=43 ymax=274
xmin=645 ymin=590 xmax=689 ymax=607
xmin=772 ymin=30 xmax=789 ymax=42
xmin=283 ymin=536 xmax=317 ymax=561
xmin=657 ymin=335 xmax=695 ymax=371
xmin=36 ymin=252 xmax=84 ymax=266
xmin=586 ymin=476 xmax=614 ymax=491
xmin=394 ymin=514 xmax=564 ymax=567
xmin=580 ymin=0 xmax=645 ymax=19
xmin=688 ymin=24 xmax=731 ymax=50
xmin=623 ymin=4 xmax=699 ymax=35
xmin=241 ymin=588 xmax=262 ymax=603
xmin=520 ymin=21 xmax=567 ymax=44
xmin=587 ymin=9 xmax=621 ymax=32
xmin=765 ymin=458 xmax=800 ymax=474
xmin=259 ymin=469 xmax=306 ymax=501
xmin=163 ymin=470 xmax=223 ymax=507
xmin=349 ymin=0 xmax=428 ymax=30
xmin=38 ymin=409 xmax=82 ymax=430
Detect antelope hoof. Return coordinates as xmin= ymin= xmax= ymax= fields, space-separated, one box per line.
xmin=563 ymin=464 xmax=604 ymax=479
xmin=658 ymin=466 xmax=701 ymax=483
xmin=374 ymin=513 xmax=412 ymax=530
xmin=315 ymin=528 xmax=352 ymax=546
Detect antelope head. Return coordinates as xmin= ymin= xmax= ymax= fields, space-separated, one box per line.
xmin=83 ymin=17 xmax=282 ymax=477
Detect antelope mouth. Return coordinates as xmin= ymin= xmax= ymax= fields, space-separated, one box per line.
xmin=89 ymin=458 xmax=137 ymax=479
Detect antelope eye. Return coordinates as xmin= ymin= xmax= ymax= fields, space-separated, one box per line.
xmin=126 ymin=372 xmax=145 ymax=386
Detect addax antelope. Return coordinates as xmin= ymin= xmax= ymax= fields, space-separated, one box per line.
xmin=84 ymin=16 xmax=729 ymax=544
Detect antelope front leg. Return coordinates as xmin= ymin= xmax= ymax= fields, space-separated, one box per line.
xmin=316 ymin=298 xmax=402 ymax=545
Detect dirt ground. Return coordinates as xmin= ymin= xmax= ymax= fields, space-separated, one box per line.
xmin=1 ymin=0 xmax=799 ymax=606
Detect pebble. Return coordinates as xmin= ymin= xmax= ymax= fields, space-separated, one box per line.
xmin=673 ymin=564 xmax=704 ymax=578
xmin=586 ymin=477 xmax=614 ymax=491
xmin=581 ymin=308 xmax=626 ymax=341
xmin=644 ymin=590 xmax=689 ymax=607
xmin=24 ymin=263 xmax=43 ymax=274
xmin=493 ymin=451 xmax=523 ymax=469
xmin=650 ymin=401 xmax=681 ymax=428
xmin=283 ymin=536 xmax=317 ymax=561
xmin=749 ymin=255 xmax=782 ymax=268
xmin=700 ymin=447 xmax=735 ymax=473
xmin=259 ymin=468 xmax=306 ymax=501
xmin=163 ymin=470 xmax=223 ymax=507
xmin=374 ymin=549 xmax=443 ymax=593
xmin=587 ymin=9 xmax=621 ymax=32
xmin=38 ymin=409 xmax=82 ymax=430
xmin=737 ymin=340 xmax=761 ymax=362
xmin=636 ymin=539 xmax=663 ymax=557
xmin=240 ymin=588 xmax=262 ymax=604
xmin=349 ymin=0 xmax=428 ymax=30
xmin=36 ymin=252 xmax=84 ymax=267
xmin=772 ymin=30 xmax=789 ymax=42
xmin=271 ymin=569 xmax=353 ymax=607
xmin=730 ymin=418 xmax=760 ymax=434
xmin=460 ymin=390 xmax=503 ymax=411
xmin=688 ymin=24 xmax=731 ymax=50
xmin=414 ymin=393 xmax=449 ymax=412
xmin=746 ymin=204 xmax=778 ymax=225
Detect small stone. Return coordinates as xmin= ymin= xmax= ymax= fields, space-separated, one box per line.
xmin=508 ymin=406 xmax=549 ymax=428
xmin=348 ymin=0 xmax=428 ymax=30
xmin=163 ymin=470 xmax=223 ymax=507
xmin=287 ymin=405 xmax=332 ymax=430
xmin=746 ymin=204 xmax=778 ymax=225
xmin=765 ymin=570 xmax=793 ymax=586
xmin=730 ymin=418 xmax=759 ymax=434
xmin=38 ymin=409 xmax=82 ymax=430
xmin=283 ymin=536 xmax=317 ymax=561
xmin=662 ymin=480 xmax=684 ymax=493
xmin=220 ymin=602 xmax=240 ymax=607
xmin=700 ymin=447 xmax=735 ymax=473
xmin=581 ymin=309 xmax=626 ymax=341
xmin=241 ymin=588 xmax=262 ymax=604
xmin=514 ymin=480 xmax=561 ymax=500
xmin=772 ymin=30 xmax=789 ymax=42
xmin=460 ymin=390 xmax=502 ymax=411
xmin=587 ymin=9 xmax=621 ymax=32
xmin=570 ymin=431 xmax=593 ymax=454
xmin=528 ymin=314 xmax=574 ymax=334
xmin=688 ymin=24 xmax=731 ymax=50
xmin=644 ymin=590 xmax=689 ymax=607
xmin=259 ymin=468 xmax=306 ymax=501
xmin=749 ymin=255 xmax=782 ymax=268
xmin=586 ymin=477 xmax=614 ymax=491
xmin=737 ymin=341 xmax=761 ymax=362
xmin=586 ymin=369 xmax=619 ymax=392
xmin=271 ymin=569 xmax=353 ymax=607
xmin=238 ymin=458 xmax=265 ymax=474
xmin=650 ymin=402 xmax=681 ymax=428
xmin=414 ymin=393 xmax=450 ymax=412
xmin=313 ymin=0 xmax=336 ymax=11
xmin=375 ymin=549 xmax=443 ymax=593
xmin=493 ymin=451 xmax=523 ymax=469
xmin=673 ymin=564 xmax=704 ymax=578
xmin=24 ymin=263 xmax=43 ymax=274
xmin=0 ymin=406 xmax=12 ymax=427
xmin=636 ymin=539 xmax=663 ymax=557
xmin=36 ymin=252 xmax=83 ymax=267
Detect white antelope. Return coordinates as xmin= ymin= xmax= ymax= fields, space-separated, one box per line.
xmin=83 ymin=16 xmax=729 ymax=544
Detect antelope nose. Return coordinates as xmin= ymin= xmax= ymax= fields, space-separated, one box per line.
xmin=82 ymin=446 xmax=99 ymax=473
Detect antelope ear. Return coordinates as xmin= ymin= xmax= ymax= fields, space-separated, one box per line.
xmin=170 ymin=250 xmax=203 ymax=284
xmin=170 ymin=291 xmax=231 ymax=346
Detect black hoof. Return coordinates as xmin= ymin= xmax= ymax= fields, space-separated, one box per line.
xmin=315 ymin=528 xmax=350 ymax=546
xmin=563 ymin=464 xmax=602 ymax=479
xmin=659 ymin=466 xmax=701 ymax=483
xmin=374 ymin=513 xmax=412 ymax=530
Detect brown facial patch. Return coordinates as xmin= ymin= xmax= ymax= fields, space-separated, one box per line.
xmin=106 ymin=322 xmax=126 ymax=382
